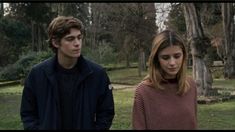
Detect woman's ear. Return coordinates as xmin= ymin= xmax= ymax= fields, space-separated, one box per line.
xmin=52 ymin=39 xmax=59 ymax=48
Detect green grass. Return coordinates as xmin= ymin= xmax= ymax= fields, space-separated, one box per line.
xmin=107 ymin=68 xmax=234 ymax=89
xmin=1 ymin=84 xmax=235 ymax=130
xmin=102 ymin=62 xmax=138 ymax=69
xmin=111 ymin=89 xmax=134 ymax=130
xmin=0 ymin=67 xmax=235 ymax=130
xmin=107 ymin=68 xmax=147 ymax=85
xmin=198 ymin=99 xmax=235 ymax=130
xmin=213 ymin=79 xmax=235 ymax=89
xmin=111 ymin=88 xmax=235 ymax=130
xmin=0 ymin=94 xmax=23 ymax=130
xmin=0 ymin=85 xmax=23 ymax=95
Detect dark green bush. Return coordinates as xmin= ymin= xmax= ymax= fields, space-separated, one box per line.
xmin=0 ymin=51 xmax=53 ymax=81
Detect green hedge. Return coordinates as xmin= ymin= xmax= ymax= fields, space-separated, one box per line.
xmin=0 ymin=51 xmax=53 ymax=81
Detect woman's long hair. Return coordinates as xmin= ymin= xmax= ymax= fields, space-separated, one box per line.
xmin=144 ymin=30 xmax=189 ymax=95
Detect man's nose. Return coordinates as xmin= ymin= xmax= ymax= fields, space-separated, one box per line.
xmin=74 ymin=38 xmax=81 ymax=46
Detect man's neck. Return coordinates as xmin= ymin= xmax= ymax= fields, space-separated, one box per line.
xmin=57 ymin=54 xmax=78 ymax=69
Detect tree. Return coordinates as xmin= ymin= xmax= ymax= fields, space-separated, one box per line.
xmin=166 ymin=3 xmax=186 ymax=35
xmin=221 ymin=3 xmax=235 ymax=79
xmin=8 ymin=3 xmax=53 ymax=52
xmin=0 ymin=16 xmax=31 ymax=66
xmin=0 ymin=3 xmax=3 ymax=18
xmin=104 ymin=3 xmax=157 ymax=76
xmin=183 ymin=3 xmax=213 ymax=96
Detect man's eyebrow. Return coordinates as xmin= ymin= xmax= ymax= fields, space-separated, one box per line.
xmin=64 ymin=34 xmax=82 ymax=38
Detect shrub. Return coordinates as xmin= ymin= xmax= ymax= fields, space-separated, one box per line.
xmin=82 ymin=42 xmax=117 ymax=65
xmin=0 ymin=51 xmax=53 ymax=81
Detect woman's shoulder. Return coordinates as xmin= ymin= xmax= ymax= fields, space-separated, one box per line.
xmin=186 ymin=76 xmax=197 ymax=91
xmin=139 ymin=80 xmax=153 ymax=87
xmin=135 ymin=80 xmax=153 ymax=92
xmin=186 ymin=76 xmax=196 ymax=84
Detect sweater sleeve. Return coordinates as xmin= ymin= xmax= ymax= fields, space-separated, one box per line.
xmin=132 ymin=85 xmax=147 ymax=130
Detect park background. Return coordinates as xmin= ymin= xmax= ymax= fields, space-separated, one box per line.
xmin=0 ymin=3 xmax=235 ymax=130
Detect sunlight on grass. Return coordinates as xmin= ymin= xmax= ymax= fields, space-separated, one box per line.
xmin=0 ymin=85 xmax=23 ymax=95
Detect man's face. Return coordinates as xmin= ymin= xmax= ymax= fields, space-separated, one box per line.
xmin=54 ymin=28 xmax=83 ymax=59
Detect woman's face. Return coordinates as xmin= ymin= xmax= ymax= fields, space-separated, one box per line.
xmin=158 ymin=45 xmax=183 ymax=79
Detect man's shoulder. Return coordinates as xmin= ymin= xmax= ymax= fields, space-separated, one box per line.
xmin=32 ymin=57 xmax=54 ymax=70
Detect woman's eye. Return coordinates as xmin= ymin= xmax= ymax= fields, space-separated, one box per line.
xmin=161 ymin=56 xmax=170 ymax=60
xmin=174 ymin=54 xmax=182 ymax=59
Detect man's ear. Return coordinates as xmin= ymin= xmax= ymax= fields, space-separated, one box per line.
xmin=52 ymin=39 xmax=59 ymax=48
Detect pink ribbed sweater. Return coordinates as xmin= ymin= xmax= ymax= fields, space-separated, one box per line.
xmin=132 ymin=77 xmax=197 ymax=130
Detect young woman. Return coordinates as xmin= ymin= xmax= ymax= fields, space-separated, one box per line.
xmin=132 ymin=30 xmax=197 ymax=130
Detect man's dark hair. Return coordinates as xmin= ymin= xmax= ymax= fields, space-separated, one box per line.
xmin=47 ymin=16 xmax=84 ymax=53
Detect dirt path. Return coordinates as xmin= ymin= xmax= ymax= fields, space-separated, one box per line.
xmin=112 ymin=83 xmax=136 ymax=90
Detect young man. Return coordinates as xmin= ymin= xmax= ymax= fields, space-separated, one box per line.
xmin=20 ymin=16 xmax=115 ymax=130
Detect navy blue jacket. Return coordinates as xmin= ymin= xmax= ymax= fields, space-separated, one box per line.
xmin=20 ymin=55 xmax=115 ymax=130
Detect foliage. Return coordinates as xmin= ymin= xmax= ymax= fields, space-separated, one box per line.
xmin=83 ymin=42 xmax=118 ymax=65
xmin=0 ymin=17 xmax=31 ymax=66
xmin=210 ymin=67 xmax=224 ymax=79
xmin=7 ymin=3 xmax=52 ymax=24
xmin=0 ymin=51 xmax=53 ymax=81
xmin=205 ymin=47 xmax=222 ymax=66
xmin=166 ymin=3 xmax=186 ymax=36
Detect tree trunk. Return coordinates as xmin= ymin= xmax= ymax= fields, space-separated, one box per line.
xmin=140 ymin=48 xmax=146 ymax=71
xmin=138 ymin=43 xmax=142 ymax=77
xmin=183 ymin=3 xmax=213 ymax=96
xmin=124 ymin=35 xmax=131 ymax=68
xmin=0 ymin=3 xmax=3 ymax=18
xmin=31 ymin=20 xmax=46 ymax=52
xmin=31 ymin=20 xmax=36 ymax=51
xmin=125 ymin=54 xmax=130 ymax=68
xmin=221 ymin=3 xmax=235 ymax=79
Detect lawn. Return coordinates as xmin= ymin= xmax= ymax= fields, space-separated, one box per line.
xmin=107 ymin=68 xmax=147 ymax=85
xmin=0 ymin=94 xmax=23 ymax=130
xmin=1 ymin=84 xmax=235 ymax=130
xmin=0 ymin=67 xmax=235 ymax=130
xmin=111 ymin=88 xmax=235 ymax=130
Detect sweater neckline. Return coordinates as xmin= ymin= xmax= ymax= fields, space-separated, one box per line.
xmin=164 ymin=78 xmax=177 ymax=83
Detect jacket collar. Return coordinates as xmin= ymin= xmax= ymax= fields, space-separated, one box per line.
xmin=41 ymin=55 xmax=93 ymax=111
xmin=43 ymin=54 xmax=93 ymax=79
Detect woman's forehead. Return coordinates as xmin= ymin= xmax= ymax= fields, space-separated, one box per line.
xmin=159 ymin=45 xmax=183 ymax=55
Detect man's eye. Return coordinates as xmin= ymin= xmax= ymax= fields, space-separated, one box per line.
xmin=65 ymin=37 xmax=74 ymax=41
xmin=78 ymin=35 xmax=83 ymax=40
